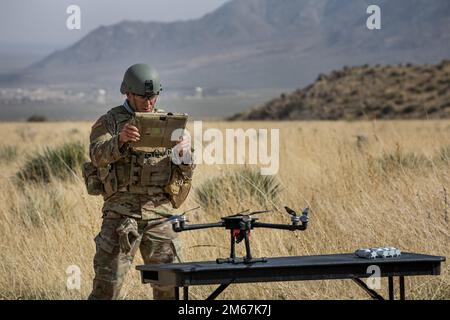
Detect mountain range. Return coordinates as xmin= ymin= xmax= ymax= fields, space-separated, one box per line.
xmin=3 ymin=0 xmax=450 ymax=94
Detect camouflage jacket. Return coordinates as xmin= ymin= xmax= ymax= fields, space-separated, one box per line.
xmin=89 ymin=100 xmax=195 ymax=220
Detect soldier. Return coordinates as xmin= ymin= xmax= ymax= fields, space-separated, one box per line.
xmin=86 ymin=64 xmax=194 ymax=300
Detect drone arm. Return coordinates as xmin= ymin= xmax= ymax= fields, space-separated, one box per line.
xmin=252 ymin=222 xmax=308 ymax=231
xmin=172 ymin=221 xmax=224 ymax=232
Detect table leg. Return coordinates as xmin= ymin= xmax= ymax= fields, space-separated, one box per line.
xmin=388 ymin=276 xmax=394 ymax=300
xmin=207 ymin=283 xmax=231 ymax=300
xmin=183 ymin=286 xmax=189 ymax=300
xmin=353 ymin=278 xmax=384 ymax=300
xmin=399 ymin=276 xmax=405 ymax=300
xmin=175 ymin=287 xmax=180 ymax=300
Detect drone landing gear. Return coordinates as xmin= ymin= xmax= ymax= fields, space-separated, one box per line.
xmin=216 ymin=229 xmax=267 ymax=264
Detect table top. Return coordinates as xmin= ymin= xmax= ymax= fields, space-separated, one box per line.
xmin=136 ymin=252 xmax=445 ymax=286
xmin=137 ymin=252 xmax=445 ymax=272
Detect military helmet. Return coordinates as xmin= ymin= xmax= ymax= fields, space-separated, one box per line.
xmin=120 ymin=64 xmax=162 ymax=96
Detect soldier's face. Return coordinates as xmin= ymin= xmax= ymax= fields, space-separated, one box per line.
xmin=127 ymin=93 xmax=158 ymax=112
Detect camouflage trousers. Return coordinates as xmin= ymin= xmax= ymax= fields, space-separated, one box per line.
xmin=88 ymin=211 xmax=182 ymax=300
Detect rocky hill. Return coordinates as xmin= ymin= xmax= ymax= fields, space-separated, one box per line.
xmin=229 ymin=60 xmax=450 ymax=120
xmin=3 ymin=0 xmax=450 ymax=92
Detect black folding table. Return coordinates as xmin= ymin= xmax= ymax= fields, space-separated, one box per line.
xmin=136 ymin=252 xmax=445 ymax=300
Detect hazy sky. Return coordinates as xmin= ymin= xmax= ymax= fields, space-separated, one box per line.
xmin=0 ymin=0 xmax=230 ymax=51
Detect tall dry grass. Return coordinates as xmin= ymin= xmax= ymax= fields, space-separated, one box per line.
xmin=0 ymin=120 xmax=448 ymax=300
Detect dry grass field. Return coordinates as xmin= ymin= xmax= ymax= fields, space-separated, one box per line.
xmin=0 ymin=120 xmax=449 ymax=300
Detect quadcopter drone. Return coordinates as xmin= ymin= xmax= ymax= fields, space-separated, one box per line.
xmin=168 ymin=206 xmax=309 ymax=264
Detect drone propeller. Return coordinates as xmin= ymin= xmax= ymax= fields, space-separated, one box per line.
xmin=168 ymin=206 xmax=201 ymax=225
xmin=227 ymin=209 xmax=250 ymax=218
xmin=248 ymin=210 xmax=273 ymax=216
xmin=180 ymin=206 xmax=200 ymax=217
xmin=227 ymin=209 xmax=273 ymax=218
xmin=284 ymin=206 xmax=309 ymax=225
xmin=284 ymin=206 xmax=297 ymax=217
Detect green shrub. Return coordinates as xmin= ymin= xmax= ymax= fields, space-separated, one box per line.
xmin=195 ymin=167 xmax=281 ymax=209
xmin=377 ymin=148 xmax=432 ymax=172
xmin=0 ymin=145 xmax=18 ymax=163
xmin=16 ymin=141 xmax=87 ymax=183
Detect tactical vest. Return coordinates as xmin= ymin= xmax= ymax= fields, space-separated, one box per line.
xmin=114 ymin=147 xmax=172 ymax=195
xmin=84 ymin=106 xmax=173 ymax=198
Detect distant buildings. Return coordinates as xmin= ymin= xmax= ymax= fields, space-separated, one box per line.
xmin=0 ymin=87 xmax=109 ymax=105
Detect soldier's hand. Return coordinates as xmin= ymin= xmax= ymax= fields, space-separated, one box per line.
xmin=119 ymin=123 xmax=140 ymax=147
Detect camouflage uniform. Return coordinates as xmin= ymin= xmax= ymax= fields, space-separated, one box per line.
xmin=87 ymin=100 xmax=193 ymax=300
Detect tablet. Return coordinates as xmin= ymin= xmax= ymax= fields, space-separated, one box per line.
xmin=130 ymin=112 xmax=188 ymax=148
